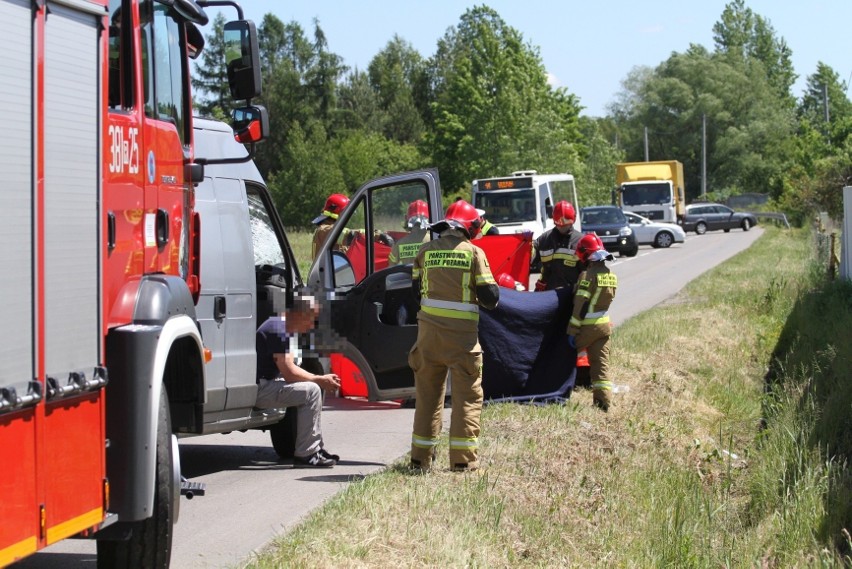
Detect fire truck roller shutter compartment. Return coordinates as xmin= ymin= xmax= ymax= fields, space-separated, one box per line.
xmin=42 ymin=0 xmax=106 ymax=545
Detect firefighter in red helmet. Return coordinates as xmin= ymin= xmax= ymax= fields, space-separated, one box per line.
xmin=409 ymin=199 xmax=499 ymax=472
xmin=532 ymin=200 xmax=581 ymax=291
xmin=388 ymin=199 xmax=431 ymax=266
xmin=567 ymin=233 xmax=617 ymax=411
xmin=312 ymin=193 xmax=350 ymax=259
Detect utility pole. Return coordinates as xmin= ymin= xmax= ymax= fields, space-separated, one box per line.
xmin=701 ymin=114 xmax=707 ymax=197
xmin=823 ymin=83 xmax=830 ymax=123
xmin=643 ymin=126 xmax=649 ymax=161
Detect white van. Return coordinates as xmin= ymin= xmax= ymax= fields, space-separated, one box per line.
xmin=471 ymin=170 xmax=581 ymax=238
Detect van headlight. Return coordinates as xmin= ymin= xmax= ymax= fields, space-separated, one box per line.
xmin=619 ymin=226 xmax=633 ymax=236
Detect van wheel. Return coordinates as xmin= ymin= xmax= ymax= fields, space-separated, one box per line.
xmin=270 ymin=409 xmax=297 ymax=459
xmin=695 ymin=222 xmax=707 ymax=235
xmin=98 ymin=389 xmax=176 ymax=569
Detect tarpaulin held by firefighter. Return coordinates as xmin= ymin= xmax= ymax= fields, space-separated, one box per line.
xmin=479 ymin=287 xmax=576 ymax=403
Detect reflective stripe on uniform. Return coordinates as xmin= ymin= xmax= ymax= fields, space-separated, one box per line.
xmin=475 ymin=273 xmax=495 ymax=285
xmin=539 ymin=247 xmax=575 ymax=263
xmin=421 ymin=297 xmax=479 ymax=321
xmin=585 ymin=310 xmax=608 ymax=319
xmin=412 ymin=434 xmax=441 ymax=449
xmin=569 ymin=316 xmax=582 ymax=328
xmin=575 ymin=288 xmax=591 ymax=299
xmin=592 ymin=380 xmax=613 ymax=391
xmin=583 ymin=315 xmax=610 ymax=325
xmin=449 ymin=436 xmax=478 ymax=450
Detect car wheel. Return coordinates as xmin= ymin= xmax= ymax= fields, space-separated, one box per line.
xmin=624 ymin=243 xmax=639 ymax=257
xmin=695 ymin=222 xmax=707 ymax=235
xmin=741 ymin=218 xmax=751 ymax=231
xmin=653 ymin=231 xmax=674 ymax=248
xmin=724 ymin=228 xmax=731 ymax=233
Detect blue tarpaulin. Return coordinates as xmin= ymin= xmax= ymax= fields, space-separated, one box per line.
xmin=479 ymin=287 xmax=576 ymax=403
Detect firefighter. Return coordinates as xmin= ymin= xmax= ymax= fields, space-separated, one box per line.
xmin=311 ymin=193 xmax=350 ymax=259
xmin=409 ymin=200 xmax=499 ymax=472
xmin=567 ymin=233 xmax=617 ymax=411
xmin=388 ymin=199 xmax=431 ymax=266
xmin=532 ymin=200 xmax=581 ymax=291
xmin=477 ymin=208 xmax=500 ymax=236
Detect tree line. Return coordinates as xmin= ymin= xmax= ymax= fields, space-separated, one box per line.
xmin=192 ymin=1 xmax=851 ymax=227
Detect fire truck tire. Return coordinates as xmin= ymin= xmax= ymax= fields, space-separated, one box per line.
xmin=270 ymin=408 xmax=297 ymax=459
xmin=97 ymin=389 xmax=176 ymax=569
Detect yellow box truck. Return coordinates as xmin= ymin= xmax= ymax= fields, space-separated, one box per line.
xmin=615 ymin=160 xmax=685 ymax=224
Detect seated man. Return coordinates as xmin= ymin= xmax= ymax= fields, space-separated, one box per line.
xmin=256 ymin=293 xmax=341 ymax=468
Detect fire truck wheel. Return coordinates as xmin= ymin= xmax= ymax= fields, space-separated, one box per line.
xmin=98 ymin=389 xmax=176 ymax=569
xmin=270 ymin=409 xmax=297 ymax=459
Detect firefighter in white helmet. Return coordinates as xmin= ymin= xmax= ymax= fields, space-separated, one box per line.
xmin=408 ymin=200 xmax=499 ymax=472
xmin=567 ymin=233 xmax=617 ymax=411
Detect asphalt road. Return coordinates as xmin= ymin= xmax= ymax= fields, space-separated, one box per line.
xmin=12 ymin=227 xmax=763 ymax=569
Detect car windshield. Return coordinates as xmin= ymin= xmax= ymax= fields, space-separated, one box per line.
xmin=582 ymin=208 xmax=625 ymax=225
xmin=474 ymin=190 xmax=536 ymax=224
xmin=621 ymin=183 xmax=671 ymax=206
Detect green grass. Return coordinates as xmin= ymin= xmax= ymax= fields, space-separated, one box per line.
xmin=246 ymin=227 xmax=851 ymax=568
xmin=286 ymin=227 xmax=313 ymax=281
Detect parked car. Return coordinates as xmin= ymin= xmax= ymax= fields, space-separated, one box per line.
xmin=623 ymin=211 xmax=686 ymax=248
xmin=681 ymin=203 xmax=758 ymax=235
xmin=579 ymin=205 xmax=639 ymax=257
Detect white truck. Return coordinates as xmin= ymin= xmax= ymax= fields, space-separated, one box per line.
xmin=471 ymin=171 xmax=581 ymax=238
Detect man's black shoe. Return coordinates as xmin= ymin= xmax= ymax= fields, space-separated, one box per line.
xmin=319 ymin=448 xmax=340 ymax=462
xmin=293 ymin=451 xmax=335 ymax=468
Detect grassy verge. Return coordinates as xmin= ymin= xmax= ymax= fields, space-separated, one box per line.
xmin=249 ymin=226 xmax=851 ymax=568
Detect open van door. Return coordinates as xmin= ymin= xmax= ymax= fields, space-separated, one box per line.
xmin=306 ymin=170 xmax=443 ymax=401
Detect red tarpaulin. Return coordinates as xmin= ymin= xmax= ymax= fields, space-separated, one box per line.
xmin=474 ymin=233 xmax=532 ymax=289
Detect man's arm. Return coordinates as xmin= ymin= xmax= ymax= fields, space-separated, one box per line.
xmin=272 ymin=352 xmax=340 ymax=392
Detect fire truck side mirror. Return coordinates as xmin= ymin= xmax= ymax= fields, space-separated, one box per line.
xmin=232 ymin=105 xmax=268 ymax=144
xmin=224 ymin=20 xmax=261 ymax=101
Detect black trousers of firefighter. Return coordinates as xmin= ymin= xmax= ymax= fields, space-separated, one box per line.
xmin=409 ymin=319 xmax=483 ymax=470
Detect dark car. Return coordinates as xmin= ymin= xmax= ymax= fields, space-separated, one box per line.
xmin=681 ymin=203 xmax=758 ymax=235
xmin=579 ymin=205 xmax=639 ymax=257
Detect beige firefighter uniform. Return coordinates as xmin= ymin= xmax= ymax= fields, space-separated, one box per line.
xmin=567 ymin=262 xmax=617 ymax=409
xmin=388 ymin=226 xmax=429 ymax=266
xmin=312 ymin=220 xmax=335 ymax=259
xmin=409 ymin=229 xmax=497 ymax=470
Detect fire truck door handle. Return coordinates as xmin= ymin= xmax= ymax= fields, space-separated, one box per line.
xmin=107 ymin=211 xmax=116 ymax=251
xmin=214 ymin=296 xmax=226 ymax=322
xmin=156 ymin=208 xmax=169 ymax=247
xmin=0 ymin=381 xmax=42 ymax=415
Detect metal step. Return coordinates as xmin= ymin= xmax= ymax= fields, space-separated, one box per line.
xmin=181 ymin=477 xmax=206 ymax=499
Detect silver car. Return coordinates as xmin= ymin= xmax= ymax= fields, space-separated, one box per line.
xmin=624 ymin=211 xmax=686 ymax=248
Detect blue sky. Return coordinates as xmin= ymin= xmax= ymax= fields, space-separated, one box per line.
xmin=206 ymin=1 xmax=849 ymax=117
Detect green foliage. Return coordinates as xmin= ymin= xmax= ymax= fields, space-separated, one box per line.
xmin=190 ymin=3 xmax=849 ymax=231
xmin=423 ymin=6 xmax=583 ymax=195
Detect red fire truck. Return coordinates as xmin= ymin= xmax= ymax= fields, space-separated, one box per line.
xmin=0 ymin=0 xmax=265 ymax=566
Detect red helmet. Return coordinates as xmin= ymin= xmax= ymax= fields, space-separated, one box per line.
xmin=575 ymin=233 xmax=612 ymax=263
xmin=313 ymin=193 xmax=350 ymax=224
xmin=444 ymin=200 xmax=482 ymax=238
xmin=552 ymin=200 xmax=576 ymax=227
xmin=406 ymin=200 xmax=430 ymax=229
xmin=496 ymin=272 xmax=516 ymax=289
